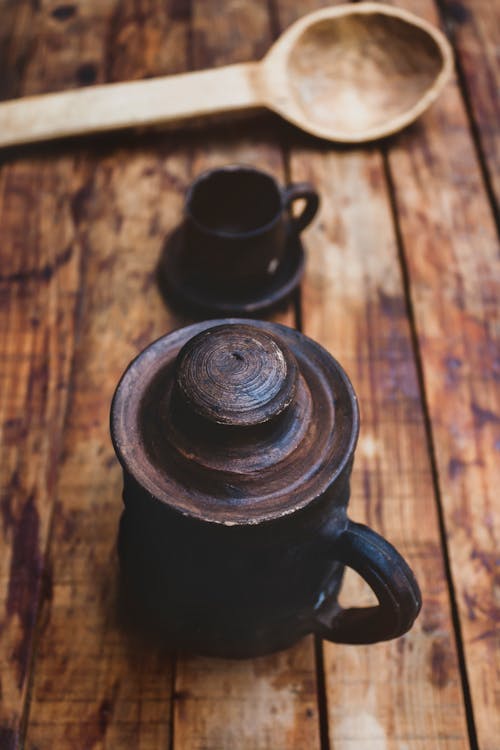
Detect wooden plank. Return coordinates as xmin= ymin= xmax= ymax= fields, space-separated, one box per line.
xmin=21 ymin=3 xmax=310 ymax=750
xmin=289 ymin=143 xmax=470 ymax=750
xmin=0 ymin=143 xmax=88 ymax=750
xmin=0 ymin=0 xmax=37 ymax=101
xmin=274 ymin=1 xmax=472 ymax=747
xmin=439 ymin=0 xmax=500 ymax=218
xmin=0 ymin=2 xmax=117 ymax=747
xmin=19 ymin=1 xmax=193 ymax=747
xmin=24 ymin=145 xmax=187 ymax=750
xmin=382 ymin=1 xmax=500 ymax=747
xmin=170 ymin=3 xmax=321 ymax=749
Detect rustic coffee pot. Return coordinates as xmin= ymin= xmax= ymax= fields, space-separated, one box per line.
xmin=111 ymin=319 xmax=421 ymax=657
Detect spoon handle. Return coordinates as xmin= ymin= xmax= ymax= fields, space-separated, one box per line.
xmin=0 ymin=63 xmax=263 ymax=150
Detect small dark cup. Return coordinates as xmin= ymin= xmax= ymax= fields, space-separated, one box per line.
xmin=183 ymin=165 xmax=319 ymax=292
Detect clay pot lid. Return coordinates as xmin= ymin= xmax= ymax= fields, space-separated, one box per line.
xmin=111 ymin=319 xmax=359 ymax=525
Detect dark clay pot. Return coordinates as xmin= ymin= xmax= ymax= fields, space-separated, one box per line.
xmin=110 ymin=319 xmax=421 ymax=658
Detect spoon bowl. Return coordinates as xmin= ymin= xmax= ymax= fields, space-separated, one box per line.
xmin=263 ymin=3 xmax=453 ymax=142
xmin=0 ymin=3 xmax=453 ymax=149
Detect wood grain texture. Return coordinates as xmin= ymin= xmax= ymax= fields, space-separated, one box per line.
xmin=0 ymin=0 xmax=38 ymax=101
xmin=383 ymin=1 xmax=500 ymax=747
xmin=0 ymin=1 xmax=113 ymax=746
xmin=17 ymin=1 xmax=193 ymax=747
xmin=24 ymin=145 xmax=187 ymax=750
xmin=170 ymin=2 xmax=320 ymax=749
xmin=0 ymin=149 xmax=87 ymax=750
xmin=287 ymin=143 xmax=470 ymax=750
xmin=275 ymin=0 xmax=471 ymax=747
xmin=18 ymin=2 xmax=310 ymax=749
xmin=439 ymin=0 xmax=500 ymax=218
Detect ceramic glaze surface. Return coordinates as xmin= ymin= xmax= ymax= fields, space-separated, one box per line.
xmin=111 ymin=319 xmax=357 ymax=524
xmin=111 ymin=319 xmax=421 ymax=658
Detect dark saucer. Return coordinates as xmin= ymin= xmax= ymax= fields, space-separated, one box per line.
xmin=157 ymin=226 xmax=305 ymax=316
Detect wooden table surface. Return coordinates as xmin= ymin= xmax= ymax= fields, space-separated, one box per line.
xmin=0 ymin=1 xmax=498 ymax=748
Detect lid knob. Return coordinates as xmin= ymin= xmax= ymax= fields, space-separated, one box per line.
xmin=174 ymin=324 xmax=298 ymax=427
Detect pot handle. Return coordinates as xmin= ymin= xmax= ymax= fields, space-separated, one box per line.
xmin=283 ymin=183 xmax=319 ymax=233
xmin=313 ymin=520 xmax=422 ymax=643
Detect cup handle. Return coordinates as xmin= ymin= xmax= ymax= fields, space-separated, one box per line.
xmin=283 ymin=183 xmax=319 ymax=233
xmin=312 ymin=520 xmax=422 ymax=644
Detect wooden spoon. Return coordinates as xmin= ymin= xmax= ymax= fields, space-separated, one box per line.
xmin=0 ymin=3 xmax=453 ymax=149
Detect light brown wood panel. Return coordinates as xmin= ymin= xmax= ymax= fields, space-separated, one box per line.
xmin=0 ymin=1 xmax=118 ymax=746
xmin=383 ymin=1 xmax=500 ymax=747
xmin=170 ymin=3 xmax=320 ymax=749
xmin=0 ymin=151 xmax=88 ymax=750
xmin=19 ymin=1 xmax=193 ymax=748
xmin=440 ymin=0 xmax=500 ymax=216
xmin=24 ymin=145 xmax=189 ymax=750
xmin=18 ymin=0 xmax=118 ymax=95
xmin=289 ymin=144 xmax=470 ymax=750
xmin=0 ymin=0 xmax=37 ymax=100
xmin=275 ymin=1 xmax=471 ymax=748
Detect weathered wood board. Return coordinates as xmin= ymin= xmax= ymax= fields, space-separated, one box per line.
xmin=384 ymin=1 xmax=500 ymax=748
xmin=275 ymin=1 xmax=472 ymax=748
xmin=288 ymin=141 xmax=470 ymax=750
xmin=0 ymin=1 xmax=119 ymax=746
xmin=9 ymin=1 xmax=313 ymax=749
xmin=4 ymin=1 xmax=190 ymax=748
xmin=439 ymin=0 xmax=500 ymax=220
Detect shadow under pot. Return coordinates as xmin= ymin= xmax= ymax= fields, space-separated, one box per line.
xmin=110 ymin=319 xmax=421 ymax=658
